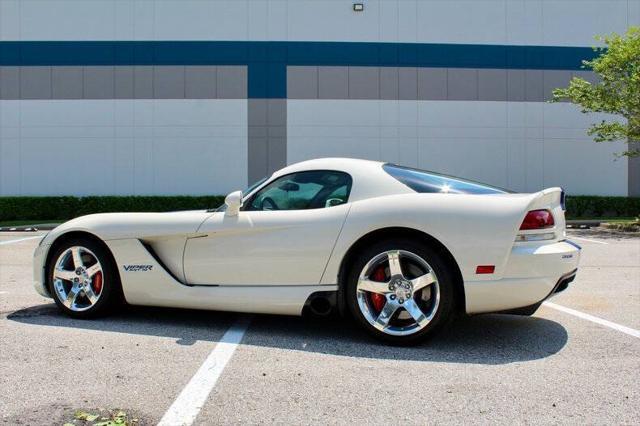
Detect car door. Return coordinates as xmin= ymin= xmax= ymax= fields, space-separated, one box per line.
xmin=183 ymin=170 xmax=352 ymax=286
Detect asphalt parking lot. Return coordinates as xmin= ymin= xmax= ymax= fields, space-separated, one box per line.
xmin=1 ymin=230 xmax=639 ymax=425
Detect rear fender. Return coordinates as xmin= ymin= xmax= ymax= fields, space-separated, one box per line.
xmin=321 ymin=193 xmax=537 ymax=285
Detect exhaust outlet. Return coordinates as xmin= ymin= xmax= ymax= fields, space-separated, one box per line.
xmin=309 ymin=296 xmax=333 ymax=316
xmin=303 ymin=291 xmax=337 ymax=317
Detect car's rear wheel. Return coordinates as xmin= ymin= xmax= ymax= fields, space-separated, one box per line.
xmin=345 ymin=239 xmax=455 ymax=345
xmin=48 ymin=237 xmax=121 ymax=318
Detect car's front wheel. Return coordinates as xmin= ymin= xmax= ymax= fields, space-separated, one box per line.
xmin=346 ymin=239 xmax=456 ymax=345
xmin=48 ymin=237 xmax=121 ymax=318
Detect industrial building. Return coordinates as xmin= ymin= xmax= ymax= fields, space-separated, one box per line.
xmin=0 ymin=0 xmax=637 ymax=196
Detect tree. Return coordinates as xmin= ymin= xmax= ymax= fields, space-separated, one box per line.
xmin=552 ymin=26 xmax=639 ymax=157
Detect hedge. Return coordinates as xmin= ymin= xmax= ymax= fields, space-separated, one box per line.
xmin=0 ymin=195 xmax=638 ymax=222
xmin=564 ymin=196 xmax=640 ymax=219
xmin=0 ymin=196 xmax=225 ymax=222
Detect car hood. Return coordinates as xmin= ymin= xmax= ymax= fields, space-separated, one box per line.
xmin=41 ymin=210 xmax=212 ymax=245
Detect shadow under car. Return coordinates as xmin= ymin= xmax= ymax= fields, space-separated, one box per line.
xmin=6 ymin=303 xmax=568 ymax=365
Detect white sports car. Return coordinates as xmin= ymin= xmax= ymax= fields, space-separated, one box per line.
xmin=33 ymin=158 xmax=580 ymax=344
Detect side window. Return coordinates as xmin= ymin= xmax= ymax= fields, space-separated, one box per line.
xmin=246 ymin=171 xmax=352 ymax=211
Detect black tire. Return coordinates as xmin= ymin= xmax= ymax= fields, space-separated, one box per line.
xmin=47 ymin=237 xmax=122 ymax=319
xmin=345 ymin=238 xmax=456 ymax=345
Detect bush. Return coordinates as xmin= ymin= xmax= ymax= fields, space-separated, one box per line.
xmin=0 ymin=196 xmax=225 ymax=222
xmin=0 ymin=195 xmax=638 ymax=222
xmin=565 ymin=196 xmax=640 ymax=219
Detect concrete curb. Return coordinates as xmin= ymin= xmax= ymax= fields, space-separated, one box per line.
xmin=566 ymin=220 xmax=601 ymax=229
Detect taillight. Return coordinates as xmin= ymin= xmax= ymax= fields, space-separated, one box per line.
xmin=520 ymin=209 xmax=554 ymax=230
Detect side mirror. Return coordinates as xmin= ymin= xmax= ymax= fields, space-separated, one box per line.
xmin=224 ymin=190 xmax=243 ymax=216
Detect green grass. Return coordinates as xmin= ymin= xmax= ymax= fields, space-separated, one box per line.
xmin=602 ymin=218 xmax=639 ymax=224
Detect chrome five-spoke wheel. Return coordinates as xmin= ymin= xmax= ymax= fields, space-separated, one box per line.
xmin=52 ymin=246 xmax=104 ymax=312
xmin=356 ymin=250 xmax=440 ymax=336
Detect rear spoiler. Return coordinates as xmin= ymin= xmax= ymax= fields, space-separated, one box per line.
xmin=526 ymin=187 xmax=566 ymax=212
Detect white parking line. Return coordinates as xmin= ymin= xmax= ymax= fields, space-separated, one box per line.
xmin=570 ymin=236 xmax=609 ymax=245
xmin=544 ymin=302 xmax=640 ymax=339
xmin=0 ymin=236 xmax=42 ymax=245
xmin=158 ymin=316 xmax=252 ymax=426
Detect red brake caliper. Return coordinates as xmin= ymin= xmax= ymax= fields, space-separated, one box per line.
xmin=92 ymin=271 xmax=103 ymax=294
xmin=369 ymin=266 xmax=387 ymax=313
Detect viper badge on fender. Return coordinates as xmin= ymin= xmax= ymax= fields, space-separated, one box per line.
xmin=123 ymin=265 xmax=153 ymax=272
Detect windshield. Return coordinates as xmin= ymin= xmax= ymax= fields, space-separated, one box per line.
xmin=214 ymin=176 xmax=269 ymax=212
xmin=244 ymin=176 xmax=269 ymax=197
xmin=383 ymin=164 xmax=509 ymax=194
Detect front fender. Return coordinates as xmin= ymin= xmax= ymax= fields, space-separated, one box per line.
xmin=33 ymin=235 xmax=52 ymax=298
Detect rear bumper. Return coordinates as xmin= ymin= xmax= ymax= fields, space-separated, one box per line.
xmin=552 ymin=268 xmax=577 ymax=295
xmin=464 ymin=239 xmax=581 ymax=314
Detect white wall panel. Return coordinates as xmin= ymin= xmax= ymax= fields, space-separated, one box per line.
xmin=2 ymin=0 xmax=632 ymax=46
xmin=417 ymin=137 xmax=509 ymax=188
xmin=524 ymin=137 xmax=544 ymax=193
xmin=133 ymin=0 xmax=155 ymax=40
xmin=113 ymin=1 xmax=135 ymax=41
xmin=152 ymin=136 xmax=246 ymax=194
xmin=542 ymin=0 xmax=629 ymax=47
xmin=507 ymin=103 xmax=544 ymax=129
xmin=0 ymin=100 xmax=247 ymax=195
xmin=287 ymin=136 xmax=383 ymax=162
xmin=631 ymin=0 xmax=640 ymax=25
xmin=506 ymin=0 xmax=544 ymax=45
xmin=416 ymin=101 xmax=508 ymax=128
xmin=543 ymin=138 xmax=626 ymax=196
xmin=378 ymin=0 xmax=399 ymax=42
xmin=287 ymin=0 xmax=381 ymax=42
xmin=19 ymin=100 xmax=116 ymax=127
xmin=19 ymin=136 xmax=116 ymax=195
xmin=154 ymin=1 xmax=216 ymax=40
xmin=113 ymin=137 xmax=135 ymax=194
xmin=248 ymin=0 xmax=269 ymax=40
xmin=19 ymin=0 xmax=117 ymax=40
xmin=154 ymin=1 xmax=248 ymax=40
xmin=288 ymin=100 xmax=627 ymax=196
xmin=397 ymin=0 xmax=418 ymax=42
xmin=0 ymin=0 xmax=20 ymax=40
xmin=0 ymin=137 xmax=20 ymax=194
xmin=266 ymin=0 xmax=289 ymax=40
xmin=416 ymin=1 xmax=507 ymax=45
xmin=506 ymin=128 xmax=526 ymax=190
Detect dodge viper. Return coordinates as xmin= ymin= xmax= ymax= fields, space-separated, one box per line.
xmin=33 ymin=158 xmax=580 ymax=344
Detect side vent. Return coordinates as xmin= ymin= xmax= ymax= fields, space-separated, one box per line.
xmin=140 ymin=241 xmax=188 ymax=285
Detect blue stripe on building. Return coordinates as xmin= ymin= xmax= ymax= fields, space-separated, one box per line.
xmin=0 ymin=41 xmax=599 ymax=98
